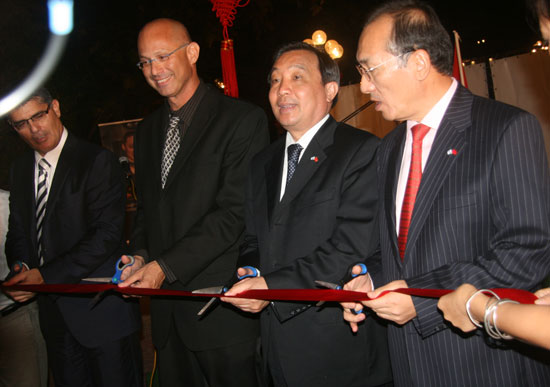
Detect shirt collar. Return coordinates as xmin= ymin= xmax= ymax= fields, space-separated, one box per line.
xmin=407 ymin=78 xmax=458 ymax=131
xmin=35 ymin=127 xmax=68 ymax=165
xmin=284 ymin=114 xmax=330 ymax=150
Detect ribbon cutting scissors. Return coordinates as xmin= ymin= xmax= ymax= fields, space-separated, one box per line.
xmin=192 ymin=266 xmax=260 ymax=317
xmin=315 ymin=263 xmax=367 ymax=312
xmin=82 ymin=256 xmax=135 ymax=308
xmin=83 ymin=255 xmax=135 ymax=284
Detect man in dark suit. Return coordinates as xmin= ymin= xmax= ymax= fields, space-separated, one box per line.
xmin=4 ymin=88 xmax=142 ymax=386
xmin=222 ymin=42 xmax=392 ymax=387
xmin=343 ymin=1 xmax=550 ymax=385
xmin=118 ymin=18 xmax=269 ymax=386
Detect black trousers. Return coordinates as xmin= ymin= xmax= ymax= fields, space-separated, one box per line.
xmin=158 ymin=316 xmax=262 ymax=387
xmin=40 ymin=296 xmax=143 ymax=387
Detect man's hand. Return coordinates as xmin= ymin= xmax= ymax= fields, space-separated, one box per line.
xmin=362 ymin=280 xmax=417 ymax=325
xmin=120 ymin=254 xmax=145 ymax=282
xmin=437 ymin=283 xmax=479 ymax=332
xmin=221 ymin=270 xmax=269 ymax=313
xmin=118 ymin=260 xmax=165 ymax=293
xmin=3 ymin=268 xmax=44 ymax=303
xmin=535 ymin=287 xmax=550 ymax=305
xmin=341 ymin=264 xmax=373 ymax=332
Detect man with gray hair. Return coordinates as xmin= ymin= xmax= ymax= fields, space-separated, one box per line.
xmin=4 ymin=88 xmax=142 ymax=386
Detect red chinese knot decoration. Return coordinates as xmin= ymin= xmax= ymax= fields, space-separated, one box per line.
xmin=211 ymin=0 xmax=250 ymax=97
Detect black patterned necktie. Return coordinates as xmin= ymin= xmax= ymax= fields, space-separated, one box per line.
xmin=286 ymin=143 xmax=303 ymax=186
xmin=36 ymin=158 xmax=50 ymax=266
xmin=161 ymin=115 xmax=181 ymax=189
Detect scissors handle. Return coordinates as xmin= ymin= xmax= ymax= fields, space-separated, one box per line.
xmin=237 ymin=266 xmax=260 ymax=280
xmin=111 ymin=255 xmax=135 ymax=284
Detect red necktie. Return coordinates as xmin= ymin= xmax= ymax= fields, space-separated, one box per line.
xmin=398 ymin=123 xmax=431 ymax=260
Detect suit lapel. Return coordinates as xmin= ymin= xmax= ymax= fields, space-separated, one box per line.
xmin=278 ymin=117 xmax=336 ymax=207
xmin=21 ymin=153 xmax=39 ymax=247
xmin=44 ymin=134 xmax=75 ymax=225
xmin=405 ymin=86 xmax=473 ymax=260
xmin=264 ymin=140 xmax=285 ymax=225
xmin=384 ymin=125 xmax=406 ymax=265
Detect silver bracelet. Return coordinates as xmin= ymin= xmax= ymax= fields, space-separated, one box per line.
xmin=466 ymin=289 xmax=499 ymax=328
xmin=483 ymin=298 xmax=501 ymax=339
xmin=487 ymin=299 xmax=519 ymax=340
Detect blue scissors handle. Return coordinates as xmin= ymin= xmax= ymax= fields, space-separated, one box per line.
xmin=342 ymin=263 xmax=368 ymax=314
xmin=111 ymin=255 xmax=135 ymax=284
xmin=237 ymin=266 xmax=260 ymax=280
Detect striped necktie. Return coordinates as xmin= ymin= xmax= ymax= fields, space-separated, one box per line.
xmin=36 ymin=158 xmax=50 ymax=266
xmin=161 ymin=115 xmax=181 ymax=189
xmin=397 ymin=123 xmax=430 ymax=260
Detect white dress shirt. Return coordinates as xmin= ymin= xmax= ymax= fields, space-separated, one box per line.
xmin=280 ymin=114 xmax=330 ymax=200
xmin=34 ymin=128 xmax=68 ymax=200
xmin=395 ymin=79 xmax=458 ymax=234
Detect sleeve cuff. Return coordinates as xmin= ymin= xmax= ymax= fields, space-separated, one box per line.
xmin=156 ymin=258 xmax=178 ymax=284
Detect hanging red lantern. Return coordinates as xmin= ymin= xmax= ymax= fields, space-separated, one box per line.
xmin=211 ymin=0 xmax=249 ymax=98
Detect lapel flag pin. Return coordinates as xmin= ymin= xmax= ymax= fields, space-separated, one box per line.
xmin=310 ymin=156 xmax=319 ymax=162
xmin=446 ymin=149 xmax=457 ymax=156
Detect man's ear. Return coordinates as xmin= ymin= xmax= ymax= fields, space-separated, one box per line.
xmin=186 ymin=42 xmax=200 ymax=65
xmin=51 ymin=99 xmax=61 ymax=118
xmin=409 ymin=49 xmax=431 ymax=81
xmin=324 ymin=81 xmax=339 ymax=104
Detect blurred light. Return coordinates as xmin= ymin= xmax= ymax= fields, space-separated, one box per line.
xmin=488 ymin=58 xmax=493 ymax=62
xmin=327 ymin=44 xmax=344 ymax=59
xmin=481 ymin=39 xmax=485 ymax=43
xmin=532 ymin=48 xmax=537 ymax=53
xmin=312 ymin=30 xmax=327 ymax=46
xmin=535 ymin=40 xmax=542 ymax=46
xmin=471 ymin=60 xmax=476 ymax=64
xmin=303 ymin=38 xmax=314 ymax=46
xmin=48 ymin=0 xmax=74 ymax=35
xmin=325 ymin=40 xmax=337 ymax=51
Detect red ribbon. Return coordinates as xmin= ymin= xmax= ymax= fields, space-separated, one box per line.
xmin=0 ymin=284 xmax=538 ymax=304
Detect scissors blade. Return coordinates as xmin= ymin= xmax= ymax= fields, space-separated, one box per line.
xmin=314 ymin=280 xmax=340 ymax=306
xmin=82 ymin=277 xmax=112 ymax=283
xmin=197 ymin=297 xmax=220 ymax=316
xmin=315 ymin=280 xmax=339 ymax=290
xmin=192 ymin=286 xmax=225 ymax=294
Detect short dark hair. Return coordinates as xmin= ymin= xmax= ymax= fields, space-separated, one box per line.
xmin=7 ymin=87 xmax=53 ymax=123
xmin=268 ymin=41 xmax=340 ymax=106
xmin=21 ymin=87 xmax=53 ymax=106
xmin=269 ymin=41 xmax=340 ymax=86
xmin=364 ymin=0 xmax=453 ymax=75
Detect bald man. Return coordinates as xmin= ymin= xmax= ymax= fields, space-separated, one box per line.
xmin=119 ymin=19 xmax=269 ymax=386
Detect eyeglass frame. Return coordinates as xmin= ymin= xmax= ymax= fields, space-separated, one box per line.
xmin=355 ymin=51 xmax=411 ymax=82
xmin=9 ymin=102 xmax=52 ymax=131
xmin=136 ymin=42 xmax=192 ymax=70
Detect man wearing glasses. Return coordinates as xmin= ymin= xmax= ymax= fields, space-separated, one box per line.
xmin=4 ymin=88 xmax=142 ymax=386
xmin=119 ymin=18 xmax=269 ymax=386
xmin=342 ymin=1 xmax=550 ymax=386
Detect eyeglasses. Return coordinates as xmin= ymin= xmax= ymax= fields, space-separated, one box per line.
xmin=355 ymin=52 xmax=409 ymax=82
xmin=136 ymin=42 xmax=191 ymax=70
xmin=10 ymin=103 xmax=52 ymax=131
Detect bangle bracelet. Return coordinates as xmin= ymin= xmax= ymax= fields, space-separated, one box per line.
xmin=491 ymin=299 xmax=519 ymax=340
xmin=484 ymin=298 xmax=501 ymax=339
xmin=466 ymin=289 xmax=499 ymax=328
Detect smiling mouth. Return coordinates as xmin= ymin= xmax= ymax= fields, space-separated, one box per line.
xmin=153 ymin=75 xmax=171 ymax=86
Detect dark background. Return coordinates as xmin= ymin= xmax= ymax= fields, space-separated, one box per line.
xmin=0 ymin=0 xmax=542 ymax=187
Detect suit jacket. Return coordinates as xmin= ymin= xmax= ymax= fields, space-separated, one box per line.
xmin=240 ymin=117 xmax=392 ymax=387
xmin=6 ymin=133 xmax=140 ymax=348
xmin=132 ymin=85 xmax=269 ymax=351
xmin=376 ymin=85 xmax=550 ymax=386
